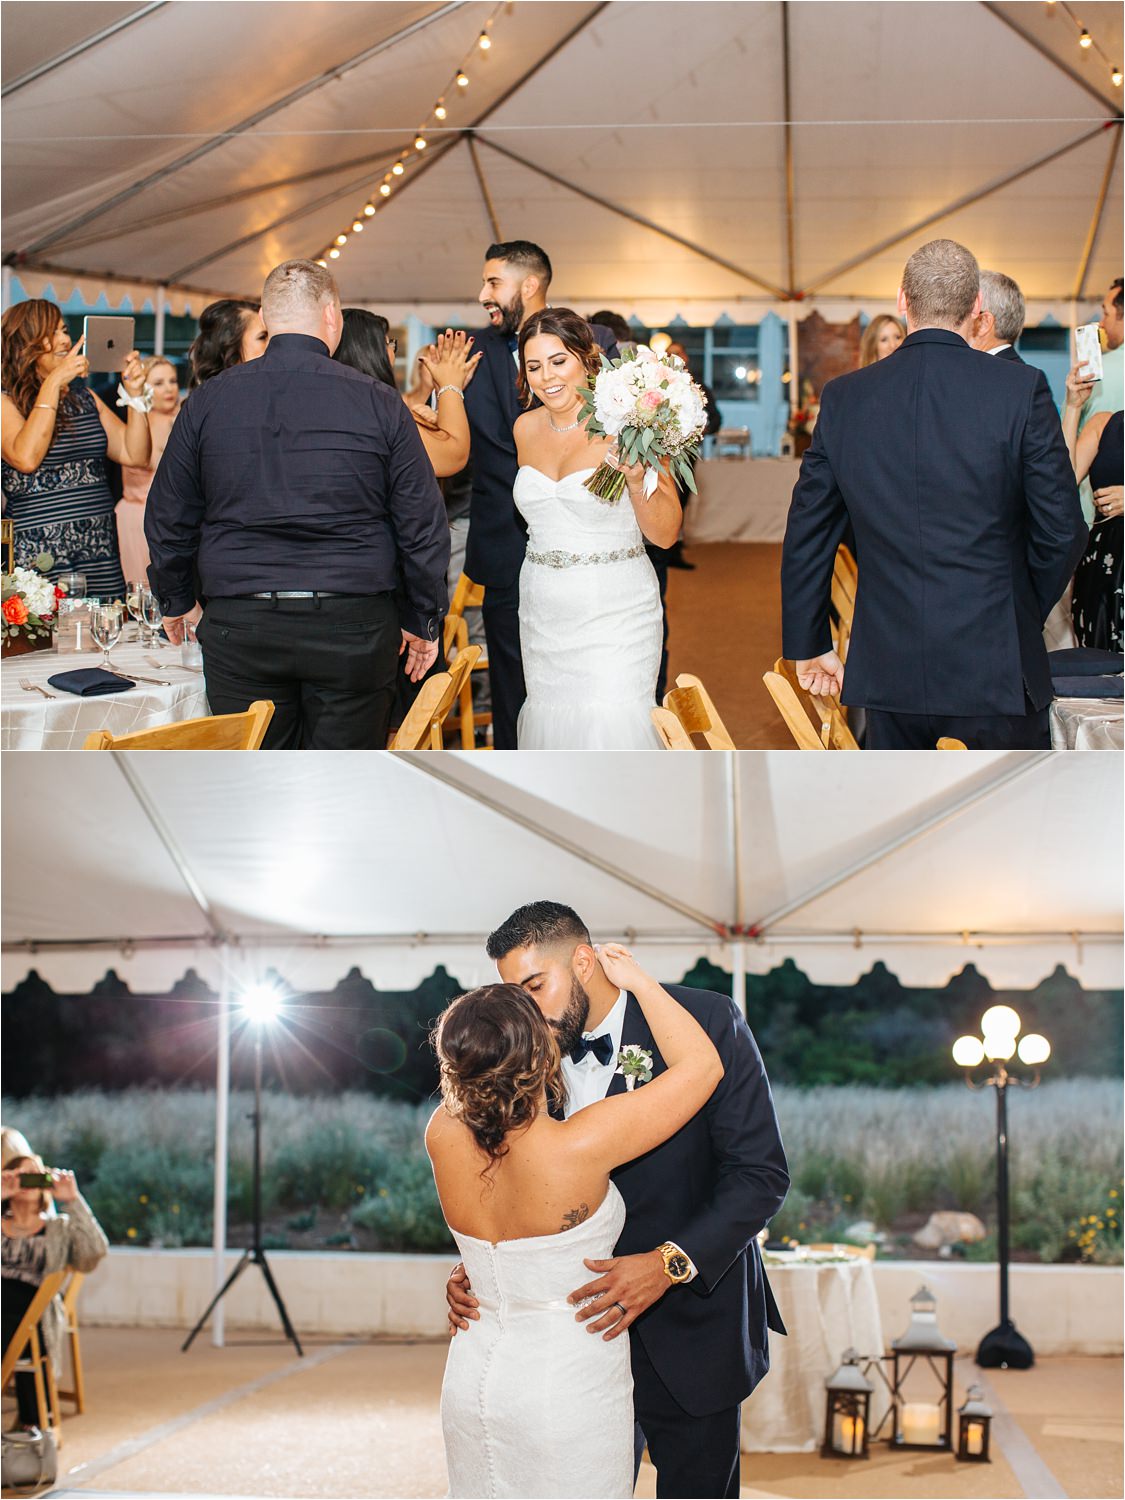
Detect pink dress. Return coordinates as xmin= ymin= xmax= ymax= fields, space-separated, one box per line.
xmin=116 ymin=463 xmax=153 ymax=585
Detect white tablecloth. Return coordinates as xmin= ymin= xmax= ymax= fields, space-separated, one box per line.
xmin=1049 ymin=696 xmax=1124 ymax=750
xmin=684 ymin=458 xmax=801 ymax=544
xmin=1 ymin=639 xmax=209 ymax=749
xmin=741 ymin=1256 xmax=888 ymax=1453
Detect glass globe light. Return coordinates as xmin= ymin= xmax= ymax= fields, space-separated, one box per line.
xmin=1017 ymin=1033 xmax=1051 ymax=1066
xmin=952 ymin=1035 xmax=985 ymax=1068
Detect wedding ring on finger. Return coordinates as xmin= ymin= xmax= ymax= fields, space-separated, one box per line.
xmin=612 ymin=1302 xmax=627 ymax=1318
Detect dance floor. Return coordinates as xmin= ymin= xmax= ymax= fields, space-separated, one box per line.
xmin=12 ymin=1328 xmax=1120 ymax=1499
xmin=664 ymin=543 xmax=791 ymax=750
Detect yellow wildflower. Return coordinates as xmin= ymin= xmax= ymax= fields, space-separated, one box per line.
xmin=139 ymin=1194 xmax=149 ymax=1204
xmin=126 ymin=1227 xmax=138 ymax=1239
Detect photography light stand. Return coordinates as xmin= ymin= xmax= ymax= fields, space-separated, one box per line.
xmin=952 ymin=1008 xmax=1050 ymax=1372
xmin=183 ymin=999 xmax=302 ymax=1356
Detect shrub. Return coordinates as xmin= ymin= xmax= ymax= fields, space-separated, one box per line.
xmin=270 ymin=1122 xmax=390 ymax=1211
xmin=352 ymin=1156 xmax=453 ymax=1253
xmin=86 ymin=1144 xmax=214 ymax=1248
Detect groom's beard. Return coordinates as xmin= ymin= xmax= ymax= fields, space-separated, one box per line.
xmin=549 ymin=976 xmax=590 ymax=1056
xmin=485 ymin=295 xmax=523 ymax=340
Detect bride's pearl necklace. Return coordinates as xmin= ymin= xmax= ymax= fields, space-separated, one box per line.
xmin=548 ymin=411 xmax=582 ymax=433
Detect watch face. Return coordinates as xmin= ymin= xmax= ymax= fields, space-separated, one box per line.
xmin=667 ymin=1253 xmax=690 ymax=1279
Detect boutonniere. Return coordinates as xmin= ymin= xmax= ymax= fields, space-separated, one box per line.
xmin=615 ymin=1045 xmax=654 ymax=1091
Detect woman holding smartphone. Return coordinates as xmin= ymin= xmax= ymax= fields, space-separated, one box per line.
xmin=1 ymin=1156 xmax=108 ymax=1431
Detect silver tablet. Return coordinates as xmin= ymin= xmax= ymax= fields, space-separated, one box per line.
xmin=82 ymin=314 xmax=135 ymax=374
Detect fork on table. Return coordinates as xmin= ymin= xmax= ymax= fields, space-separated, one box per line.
xmin=19 ymin=677 xmax=55 ymax=699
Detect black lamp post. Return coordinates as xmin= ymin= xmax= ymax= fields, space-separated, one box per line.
xmin=952 ymin=1005 xmax=1051 ymax=1370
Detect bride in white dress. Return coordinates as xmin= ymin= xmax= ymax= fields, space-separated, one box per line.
xmin=512 ymin=309 xmax=683 ymax=750
xmin=426 ymin=945 xmax=723 ymax=1499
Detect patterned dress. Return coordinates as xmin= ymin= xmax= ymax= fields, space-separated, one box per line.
xmin=2 ymin=384 xmax=126 ymax=599
xmin=1072 ymin=410 xmax=1123 ymax=652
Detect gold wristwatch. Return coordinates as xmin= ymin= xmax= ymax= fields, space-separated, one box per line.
xmin=656 ymin=1242 xmax=693 ymax=1284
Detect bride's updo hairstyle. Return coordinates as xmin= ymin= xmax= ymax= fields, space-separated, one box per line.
xmin=516 ymin=308 xmax=602 ymax=408
xmin=434 ymin=984 xmax=564 ymax=1171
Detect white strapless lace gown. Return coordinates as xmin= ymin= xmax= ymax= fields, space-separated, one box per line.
xmin=514 ymin=467 xmax=662 ymax=749
xmin=441 ymin=1183 xmax=634 ymax=1499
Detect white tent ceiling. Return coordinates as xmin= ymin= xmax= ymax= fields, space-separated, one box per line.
xmin=3 ymin=1 xmax=1121 ymax=319
xmin=3 ymin=751 xmax=1121 ymax=995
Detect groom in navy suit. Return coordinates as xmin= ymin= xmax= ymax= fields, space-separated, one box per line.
xmin=447 ymin=901 xmax=789 ymax=1499
xmin=463 ymin=242 xmax=618 ymax=747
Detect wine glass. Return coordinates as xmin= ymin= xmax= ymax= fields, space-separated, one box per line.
xmin=142 ymin=589 xmax=164 ymax=648
xmin=126 ymin=580 xmax=148 ymax=645
xmin=89 ymin=601 xmax=123 ymax=673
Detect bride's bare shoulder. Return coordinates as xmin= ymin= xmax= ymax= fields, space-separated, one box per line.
xmin=514 ymin=406 xmax=547 ymax=459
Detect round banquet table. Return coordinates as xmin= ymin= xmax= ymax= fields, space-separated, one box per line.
xmin=740 ymin=1253 xmax=889 ymax=1453
xmin=1049 ymin=695 xmax=1124 ymax=751
xmin=1 ymin=639 xmax=209 ymax=750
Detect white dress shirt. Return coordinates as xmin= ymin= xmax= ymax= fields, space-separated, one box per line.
xmin=986 ymin=343 xmax=1012 ymax=355
xmin=559 ymin=988 xmax=698 ymax=1281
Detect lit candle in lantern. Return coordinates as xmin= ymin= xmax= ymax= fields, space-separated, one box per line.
xmin=966 ymin=1423 xmax=984 ymax=1456
xmin=902 ymin=1403 xmax=941 ymax=1445
xmin=832 ymin=1413 xmax=864 ymax=1453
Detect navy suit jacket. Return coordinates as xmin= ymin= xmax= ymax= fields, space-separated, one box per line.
xmin=992 ymin=344 xmax=1024 ymax=363
xmin=606 ymin=986 xmax=789 ymax=1418
xmin=463 ymin=322 xmax=619 ymax=588
xmin=781 ymin=328 xmax=1087 ymax=716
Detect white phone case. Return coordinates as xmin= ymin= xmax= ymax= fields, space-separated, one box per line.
xmin=1075 ymin=323 xmax=1104 ymax=382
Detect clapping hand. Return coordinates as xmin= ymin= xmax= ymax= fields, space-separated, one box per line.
xmin=796 ymin=651 xmax=845 ymax=698
xmin=419 ymin=330 xmax=482 ymax=393
xmin=1065 ymin=361 xmax=1098 ymax=409
xmin=1093 ymin=484 xmax=1123 ymax=522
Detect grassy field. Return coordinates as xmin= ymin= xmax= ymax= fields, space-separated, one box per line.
xmin=5 ymin=1079 xmax=1121 ymax=1263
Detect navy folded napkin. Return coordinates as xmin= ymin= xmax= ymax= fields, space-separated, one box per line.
xmin=1048 ymin=647 xmax=1125 ymax=677
xmin=1052 ymin=676 xmax=1124 ymax=700
xmin=47 ymin=668 xmax=136 ymax=697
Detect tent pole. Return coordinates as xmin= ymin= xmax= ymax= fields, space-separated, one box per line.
xmin=1 ymin=266 xmax=12 ymax=313
xmin=154 ymin=287 xmax=166 ymax=357
xmin=396 ymin=755 xmax=729 ymax=937
xmin=1 ymin=2 xmax=167 ymax=97
xmin=211 ymin=953 xmax=232 ymax=1347
xmin=467 ymin=136 xmax=503 ymax=241
xmin=801 ymin=124 xmax=1109 ymax=297
xmin=1073 ymin=124 xmax=1122 ymax=302
xmin=787 ymin=306 xmax=800 ymax=411
xmin=780 ymin=1 xmax=797 ymax=297
xmin=979 ymin=1 xmax=1119 ymax=112
xmin=20 ymin=2 xmax=466 ymax=258
xmin=729 ymin=754 xmax=745 ymax=940
xmin=747 ymin=752 xmax=1054 ymax=935
xmin=730 ymin=938 xmax=747 ymax=1019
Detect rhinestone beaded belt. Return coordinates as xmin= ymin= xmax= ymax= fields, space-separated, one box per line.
xmin=526 ymin=544 xmax=646 ymax=569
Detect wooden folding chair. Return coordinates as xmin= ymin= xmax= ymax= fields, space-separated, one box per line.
xmin=659 ymin=674 xmax=736 ymax=750
xmin=651 ymin=706 xmax=695 ymax=749
xmin=83 ymin=701 xmax=274 ymax=750
xmin=1 ymin=1270 xmax=67 ymax=1438
xmin=937 ymin=737 xmax=968 ymax=750
xmin=1 ymin=516 xmax=14 ymax=573
xmin=55 ymin=1273 xmax=87 ymax=1414
xmin=763 ymin=659 xmax=859 ymax=750
xmin=830 ymin=546 xmax=857 ymax=663
xmin=390 ymin=646 xmax=482 ymax=750
xmin=443 ymin=576 xmax=491 ymax=749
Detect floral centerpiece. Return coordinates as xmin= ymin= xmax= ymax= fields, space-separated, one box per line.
xmin=576 ymin=346 xmax=709 ymax=504
xmin=1 ymin=553 xmax=65 ymax=655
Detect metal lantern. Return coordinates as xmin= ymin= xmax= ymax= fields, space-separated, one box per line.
xmin=891 ymin=1286 xmax=957 ymax=1451
xmin=957 ymin=1386 xmax=993 ymax=1462
xmin=821 ymin=1348 xmax=873 ymax=1459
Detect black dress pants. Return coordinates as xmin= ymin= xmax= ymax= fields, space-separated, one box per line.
xmin=631 ymin=1333 xmax=742 ymax=1499
xmin=2 ymin=1277 xmax=42 ymax=1424
xmin=480 ymin=574 xmax=526 ymax=750
xmin=645 ymin=545 xmax=671 ymax=703
xmin=197 ymin=594 xmax=400 ymax=750
xmin=865 ymin=705 xmax=1051 ymax=750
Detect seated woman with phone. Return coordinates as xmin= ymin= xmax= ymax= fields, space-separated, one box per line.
xmin=1 ymin=1155 xmax=109 ymax=1432
xmin=1 ymin=299 xmax=151 ymax=600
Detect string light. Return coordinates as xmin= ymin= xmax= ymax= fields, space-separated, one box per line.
xmin=315 ymin=259 xmax=328 ymax=268
xmin=312 ymin=1 xmax=506 ymax=259
xmin=1113 ymin=66 xmax=1123 ymax=86
xmin=1079 ymin=28 xmax=1092 ymax=47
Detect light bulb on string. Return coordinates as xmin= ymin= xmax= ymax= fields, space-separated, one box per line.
xmin=329 ymin=248 xmax=341 ymax=259
xmin=393 ymin=162 xmax=405 ymax=176
xmin=363 ymin=203 xmax=376 ymax=217
xmin=478 ymin=30 xmax=491 ymax=49
xmin=351 ymin=220 xmax=364 ymax=233
xmin=335 ymin=233 xmax=348 ymax=246
xmin=415 ymin=136 xmax=427 ymax=151
xmin=380 ymin=183 xmax=392 ymax=197
xmin=1079 ymin=29 xmax=1092 ymax=47
xmin=1113 ymin=65 xmax=1123 ymax=86
xmin=456 ymin=71 xmax=469 ymax=87
xmin=315 ymin=259 xmax=328 ymax=268
xmin=434 ymin=102 xmax=447 ymax=120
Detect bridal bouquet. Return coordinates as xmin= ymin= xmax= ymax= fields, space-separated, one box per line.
xmin=576 ymin=346 xmax=709 ymax=504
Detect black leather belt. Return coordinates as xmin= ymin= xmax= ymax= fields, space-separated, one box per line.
xmin=243 ymin=591 xmax=348 ymax=599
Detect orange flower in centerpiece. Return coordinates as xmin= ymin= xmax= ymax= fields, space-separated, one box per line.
xmin=2 ymin=596 xmax=29 ymax=626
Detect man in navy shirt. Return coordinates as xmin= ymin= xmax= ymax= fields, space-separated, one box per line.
xmin=146 ymin=260 xmax=449 ymax=749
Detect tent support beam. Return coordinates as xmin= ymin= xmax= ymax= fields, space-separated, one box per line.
xmin=780 ymin=1 xmax=798 ymax=298
xmin=168 ymin=3 xmax=610 ymax=283
xmin=1073 ymin=123 xmax=1122 ymax=301
xmin=20 ymin=1 xmax=466 ymax=259
xmin=2 ymin=2 xmax=168 ymax=97
xmin=980 ymin=2 xmax=1118 ymax=113
xmin=211 ymin=957 xmax=232 ymax=1347
xmin=478 ymin=137 xmax=791 ymax=300
xmin=396 ymin=756 xmax=730 ymax=937
xmin=746 ymin=752 xmax=1054 ymax=937
xmin=801 ymin=124 xmax=1110 ymax=296
xmin=468 ymin=135 xmax=503 ymax=241
xmin=52 ymin=150 xmax=401 ymax=257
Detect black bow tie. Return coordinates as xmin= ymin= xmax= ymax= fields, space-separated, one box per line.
xmin=570 ymin=1033 xmax=615 ymax=1067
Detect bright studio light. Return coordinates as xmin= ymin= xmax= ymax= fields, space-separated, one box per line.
xmin=734 ymin=365 xmax=747 ymax=380
xmin=1017 ymin=1033 xmax=1051 ymax=1066
xmin=952 ymin=1035 xmax=986 ymax=1068
xmin=240 ymin=984 xmax=284 ymax=1025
